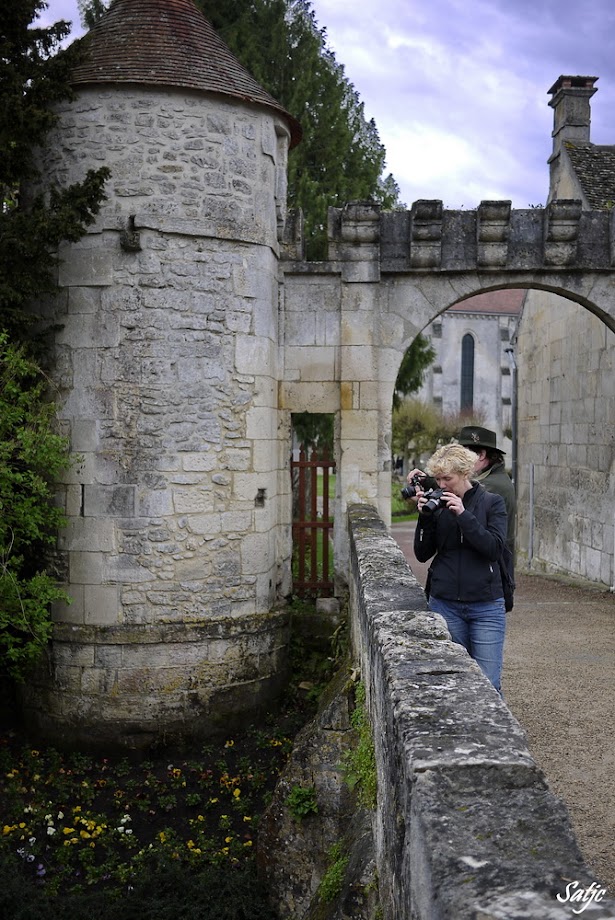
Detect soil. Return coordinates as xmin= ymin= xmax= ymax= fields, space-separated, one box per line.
xmin=391 ymin=521 xmax=615 ymax=896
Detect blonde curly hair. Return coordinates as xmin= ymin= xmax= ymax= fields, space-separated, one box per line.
xmin=426 ymin=443 xmax=476 ymax=478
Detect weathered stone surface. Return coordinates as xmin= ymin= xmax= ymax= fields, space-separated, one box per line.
xmin=257 ymin=669 xmax=361 ymax=919
xmin=346 ymin=503 xmax=615 ymax=919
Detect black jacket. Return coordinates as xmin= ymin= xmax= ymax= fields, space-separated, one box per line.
xmin=414 ymin=482 xmax=507 ymax=603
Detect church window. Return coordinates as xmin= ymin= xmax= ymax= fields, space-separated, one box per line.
xmin=460 ymin=334 xmax=474 ymax=411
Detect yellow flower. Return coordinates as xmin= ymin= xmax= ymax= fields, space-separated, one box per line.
xmin=62 ymin=827 xmax=75 ymax=835
xmin=224 ymin=739 xmax=234 ymax=748
xmin=233 ymin=788 xmax=241 ymax=799
xmin=243 ymin=840 xmax=253 ymax=847
xmin=243 ymin=816 xmax=252 ymax=823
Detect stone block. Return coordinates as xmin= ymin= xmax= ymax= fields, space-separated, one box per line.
xmin=279 ymin=381 xmax=340 ymax=413
xmin=59 ymin=518 xmax=116 ymax=553
xmin=172 ymin=488 xmax=214 ymax=514
xmin=284 ymin=310 xmax=316 ymax=346
xmin=51 ymin=585 xmax=85 ymax=625
xmin=83 ymin=484 xmax=136 ymax=516
xmin=84 ymin=585 xmax=121 ymax=626
xmin=235 ymin=334 xmax=275 ymax=375
xmin=70 ymin=552 xmax=104 ymax=585
xmin=340 ymin=344 xmax=374 ymax=381
xmin=340 ymin=409 xmax=379 ymax=442
xmin=71 ymin=418 xmax=99 ymax=452
xmin=246 ymin=406 xmax=277 ymax=440
xmin=58 ymin=244 xmax=113 ymax=286
xmin=241 ymin=532 xmax=273 ymax=575
xmin=68 ymin=286 xmax=101 ymax=314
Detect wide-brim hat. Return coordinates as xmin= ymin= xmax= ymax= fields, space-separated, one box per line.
xmin=457 ymin=426 xmax=505 ymax=453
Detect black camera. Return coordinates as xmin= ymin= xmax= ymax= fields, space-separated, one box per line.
xmin=400 ymin=475 xmax=423 ymax=500
xmin=420 ymin=487 xmax=447 ymax=515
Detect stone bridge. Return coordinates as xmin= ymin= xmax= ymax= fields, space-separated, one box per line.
xmin=279 ymin=199 xmax=615 ymax=575
xmin=346 ymin=503 xmax=615 ymax=920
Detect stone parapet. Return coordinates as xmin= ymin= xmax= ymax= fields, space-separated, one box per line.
xmin=281 ymin=200 xmax=615 ymax=275
xmin=347 ymin=503 xmax=615 ymax=920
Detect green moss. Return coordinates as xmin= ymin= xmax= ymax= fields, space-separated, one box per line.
xmin=341 ymin=681 xmax=377 ymax=810
xmin=318 ymin=842 xmax=349 ymax=903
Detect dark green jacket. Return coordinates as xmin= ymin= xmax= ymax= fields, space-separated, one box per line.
xmin=477 ymin=461 xmax=516 ymax=555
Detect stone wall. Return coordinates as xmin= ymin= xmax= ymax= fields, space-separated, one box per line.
xmin=516 ymin=291 xmax=615 ymax=587
xmin=23 ymin=85 xmax=294 ymax=746
xmin=347 ymin=503 xmax=615 ymax=919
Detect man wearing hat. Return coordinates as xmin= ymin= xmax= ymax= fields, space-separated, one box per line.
xmin=457 ymin=426 xmax=516 ymax=555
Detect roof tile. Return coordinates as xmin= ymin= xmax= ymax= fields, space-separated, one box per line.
xmin=70 ymin=0 xmax=301 ymax=147
xmin=564 ymin=142 xmax=615 ymax=209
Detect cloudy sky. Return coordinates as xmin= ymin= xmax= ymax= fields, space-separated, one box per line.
xmin=40 ymin=0 xmax=615 ymax=209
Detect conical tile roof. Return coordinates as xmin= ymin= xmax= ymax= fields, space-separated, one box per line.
xmin=70 ymin=0 xmax=301 ymax=147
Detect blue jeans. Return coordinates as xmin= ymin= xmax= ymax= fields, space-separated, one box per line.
xmin=428 ymin=596 xmax=506 ymax=692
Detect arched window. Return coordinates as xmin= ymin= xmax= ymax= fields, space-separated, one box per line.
xmin=460 ymin=333 xmax=474 ymax=411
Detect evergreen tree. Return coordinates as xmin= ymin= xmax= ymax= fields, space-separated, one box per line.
xmin=0 ymin=1 xmax=109 ymax=679
xmin=0 ymin=0 xmax=109 ymax=339
xmin=393 ymin=334 xmax=436 ymax=410
xmin=199 ymin=0 xmax=403 ymax=258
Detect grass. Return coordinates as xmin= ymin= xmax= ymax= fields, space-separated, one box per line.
xmin=0 ymin=615 xmax=334 ymax=918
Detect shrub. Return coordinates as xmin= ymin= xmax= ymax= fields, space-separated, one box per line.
xmin=0 ymin=333 xmax=72 ymax=681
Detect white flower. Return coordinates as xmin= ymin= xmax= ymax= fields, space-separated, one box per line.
xmin=47 ymin=827 xmax=56 ymax=836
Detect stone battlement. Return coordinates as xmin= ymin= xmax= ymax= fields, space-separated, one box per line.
xmin=281 ymin=200 xmax=615 ymax=276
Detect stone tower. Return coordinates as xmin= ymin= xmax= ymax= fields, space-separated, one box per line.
xmin=23 ymin=0 xmax=302 ymax=748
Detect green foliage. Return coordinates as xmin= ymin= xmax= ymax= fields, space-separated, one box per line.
xmin=0 ymin=722 xmax=297 ymax=904
xmin=342 ymin=681 xmax=377 ymax=810
xmin=391 ymin=398 xmax=487 ymax=462
xmin=292 ymin=412 xmax=334 ymax=452
xmin=318 ymin=841 xmax=349 ymax=903
xmin=199 ymin=0 xmax=403 ymax=259
xmin=285 ymin=783 xmax=319 ymax=820
xmin=0 ymin=0 xmax=110 ymax=337
xmin=77 ymin=0 xmax=108 ymax=29
xmin=0 ymin=848 xmax=278 ymax=920
xmin=0 ymin=334 xmax=72 ymax=680
xmin=393 ymin=334 xmax=436 ymax=410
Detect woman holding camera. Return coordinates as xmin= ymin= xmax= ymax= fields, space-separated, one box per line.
xmin=413 ymin=443 xmax=508 ymax=692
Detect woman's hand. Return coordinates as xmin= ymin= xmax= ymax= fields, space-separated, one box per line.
xmin=443 ymin=491 xmax=464 ymax=515
xmin=406 ymin=467 xmax=426 ymax=482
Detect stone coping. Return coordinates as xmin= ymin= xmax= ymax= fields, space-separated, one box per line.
xmin=347 ymin=503 xmax=615 ymax=920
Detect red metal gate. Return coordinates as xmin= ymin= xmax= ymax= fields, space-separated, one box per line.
xmin=291 ymin=446 xmax=336 ymax=597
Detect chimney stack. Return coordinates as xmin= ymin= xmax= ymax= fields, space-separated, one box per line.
xmin=548 ymin=75 xmax=598 ymax=157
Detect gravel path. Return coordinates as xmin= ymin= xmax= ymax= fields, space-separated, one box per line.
xmin=391 ymin=521 xmax=615 ymax=895
xmin=504 ymin=573 xmax=615 ymax=895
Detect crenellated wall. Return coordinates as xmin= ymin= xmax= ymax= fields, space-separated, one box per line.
xmin=347 ymin=503 xmax=615 ymax=920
